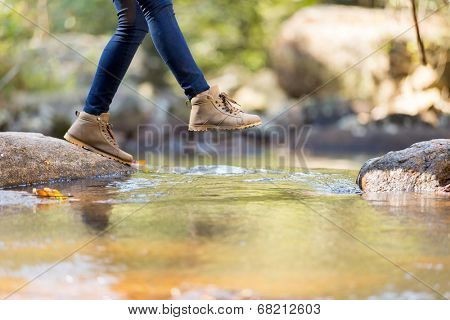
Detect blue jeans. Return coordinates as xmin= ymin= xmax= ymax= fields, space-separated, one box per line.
xmin=84 ymin=0 xmax=210 ymax=115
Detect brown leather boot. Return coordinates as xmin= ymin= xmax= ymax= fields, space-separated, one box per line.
xmin=189 ymin=85 xmax=262 ymax=131
xmin=64 ymin=111 xmax=133 ymax=165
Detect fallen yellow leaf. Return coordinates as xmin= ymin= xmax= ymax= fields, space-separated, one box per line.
xmin=32 ymin=187 xmax=70 ymax=199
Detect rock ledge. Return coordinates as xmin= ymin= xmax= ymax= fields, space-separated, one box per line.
xmin=0 ymin=132 xmax=135 ymax=188
xmin=357 ymin=139 xmax=449 ymax=193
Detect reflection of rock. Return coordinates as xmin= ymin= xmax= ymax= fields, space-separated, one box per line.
xmin=271 ymin=5 xmax=449 ymax=125
xmin=0 ymin=132 xmax=134 ymax=188
xmin=362 ymin=192 xmax=450 ymax=216
xmin=357 ymin=139 xmax=449 ymax=193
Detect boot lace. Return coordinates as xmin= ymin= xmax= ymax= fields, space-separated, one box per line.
xmin=98 ymin=118 xmax=118 ymax=147
xmin=218 ymin=92 xmax=242 ymax=115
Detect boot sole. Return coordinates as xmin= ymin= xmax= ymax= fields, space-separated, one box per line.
xmin=64 ymin=133 xmax=132 ymax=166
xmin=188 ymin=121 xmax=262 ymax=132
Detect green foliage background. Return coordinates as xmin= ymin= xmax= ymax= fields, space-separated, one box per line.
xmin=0 ymin=0 xmax=445 ymax=93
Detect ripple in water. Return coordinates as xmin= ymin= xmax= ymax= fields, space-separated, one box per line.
xmin=241 ymin=171 xmax=361 ymax=195
xmin=0 ymin=190 xmax=44 ymax=207
xmin=158 ymin=165 xmax=281 ymax=176
xmin=160 ymin=165 xmax=254 ymax=175
xmin=94 ymin=192 xmax=165 ymax=204
xmin=290 ymin=172 xmax=361 ymax=195
xmin=107 ymin=178 xmax=159 ymax=192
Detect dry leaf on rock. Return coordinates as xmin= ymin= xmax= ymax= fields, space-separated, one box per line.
xmin=32 ymin=187 xmax=71 ymax=199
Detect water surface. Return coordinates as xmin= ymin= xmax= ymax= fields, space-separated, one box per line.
xmin=0 ymin=166 xmax=448 ymax=299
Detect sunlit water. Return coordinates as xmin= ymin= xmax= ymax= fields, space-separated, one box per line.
xmin=0 ymin=165 xmax=448 ymax=299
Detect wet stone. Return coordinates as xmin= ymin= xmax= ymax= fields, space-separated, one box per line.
xmin=357 ymin=139 xmax=449 ymax=193
xmin=0 ymin=132 xmax=135 ymax=188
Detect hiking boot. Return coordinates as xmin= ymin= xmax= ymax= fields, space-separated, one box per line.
xmin=188 ymin=85 xmax=262 ymax=131
xmin=64 ymin=111 xmax=133 ymax=165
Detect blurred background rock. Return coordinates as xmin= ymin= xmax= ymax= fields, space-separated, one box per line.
xmin=0 ymin=0 xmax=448 ymax=155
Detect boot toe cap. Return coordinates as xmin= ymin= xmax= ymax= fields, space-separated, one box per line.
xmin=118 ymin=150 xmax=134 ymax=164
xmin=243 ymin=114 xmax=262 ymax=126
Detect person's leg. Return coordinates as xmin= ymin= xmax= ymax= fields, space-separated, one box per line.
xmin=84 ymin=0 xmax=149 ymax=115
xmin=65 ymin=0 xmax=148 ymax=164
xmin=136 ymin=0 xmax=209 ymax=100
xmin=135 ymin=0 xmax=260 ymax=132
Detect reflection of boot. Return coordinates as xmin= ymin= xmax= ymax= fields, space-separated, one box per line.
xmin=189 ymin=85 xmax=262 ymax=131
xmin=79 ymin=203 xmax=112 ymax=231
xmin=64 ymin=111 xmax=133 ymax=165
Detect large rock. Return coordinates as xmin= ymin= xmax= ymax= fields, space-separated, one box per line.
xmin=0 ymin=132 xmax=135 ymax=188
xmin=357 ymin=139 xmax=449 ymax=193
xmin=271 ymin=5 xmax=449 ymax=124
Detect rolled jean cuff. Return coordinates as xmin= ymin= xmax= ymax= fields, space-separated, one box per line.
xmin=83 ymin=105 xmax=105 ymax=116
xmin=186 ymin=77 xmax=210 ymax=100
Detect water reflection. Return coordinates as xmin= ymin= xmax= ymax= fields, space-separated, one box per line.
xmin=0 ymin=167 xmax=448 ymax=299
xmin=363 ymin=192 xmax=450 ymax=215
xmin=79 ymin=203 xmax=112 ymax=232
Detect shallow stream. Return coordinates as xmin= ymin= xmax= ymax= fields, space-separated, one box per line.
xmin=0 ymin=165 xmax=448 ymax=299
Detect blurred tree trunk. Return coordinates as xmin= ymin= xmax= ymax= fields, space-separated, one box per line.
xmin=410 ymin=0 xmax=427 ymax=65
xmin=33 ymin=0 xmax=49 ymax=41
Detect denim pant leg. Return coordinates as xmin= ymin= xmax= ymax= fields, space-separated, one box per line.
xmin=136 ymin=0 xmax=210 ymax=99
xmin=84 ymin=0 xmax=149 ymax=115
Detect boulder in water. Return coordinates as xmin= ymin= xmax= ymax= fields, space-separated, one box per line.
xmin=357 ymin=139 xmax=449 ymax=193
xmin=0 ymin=132 xmax=135 ymax=188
